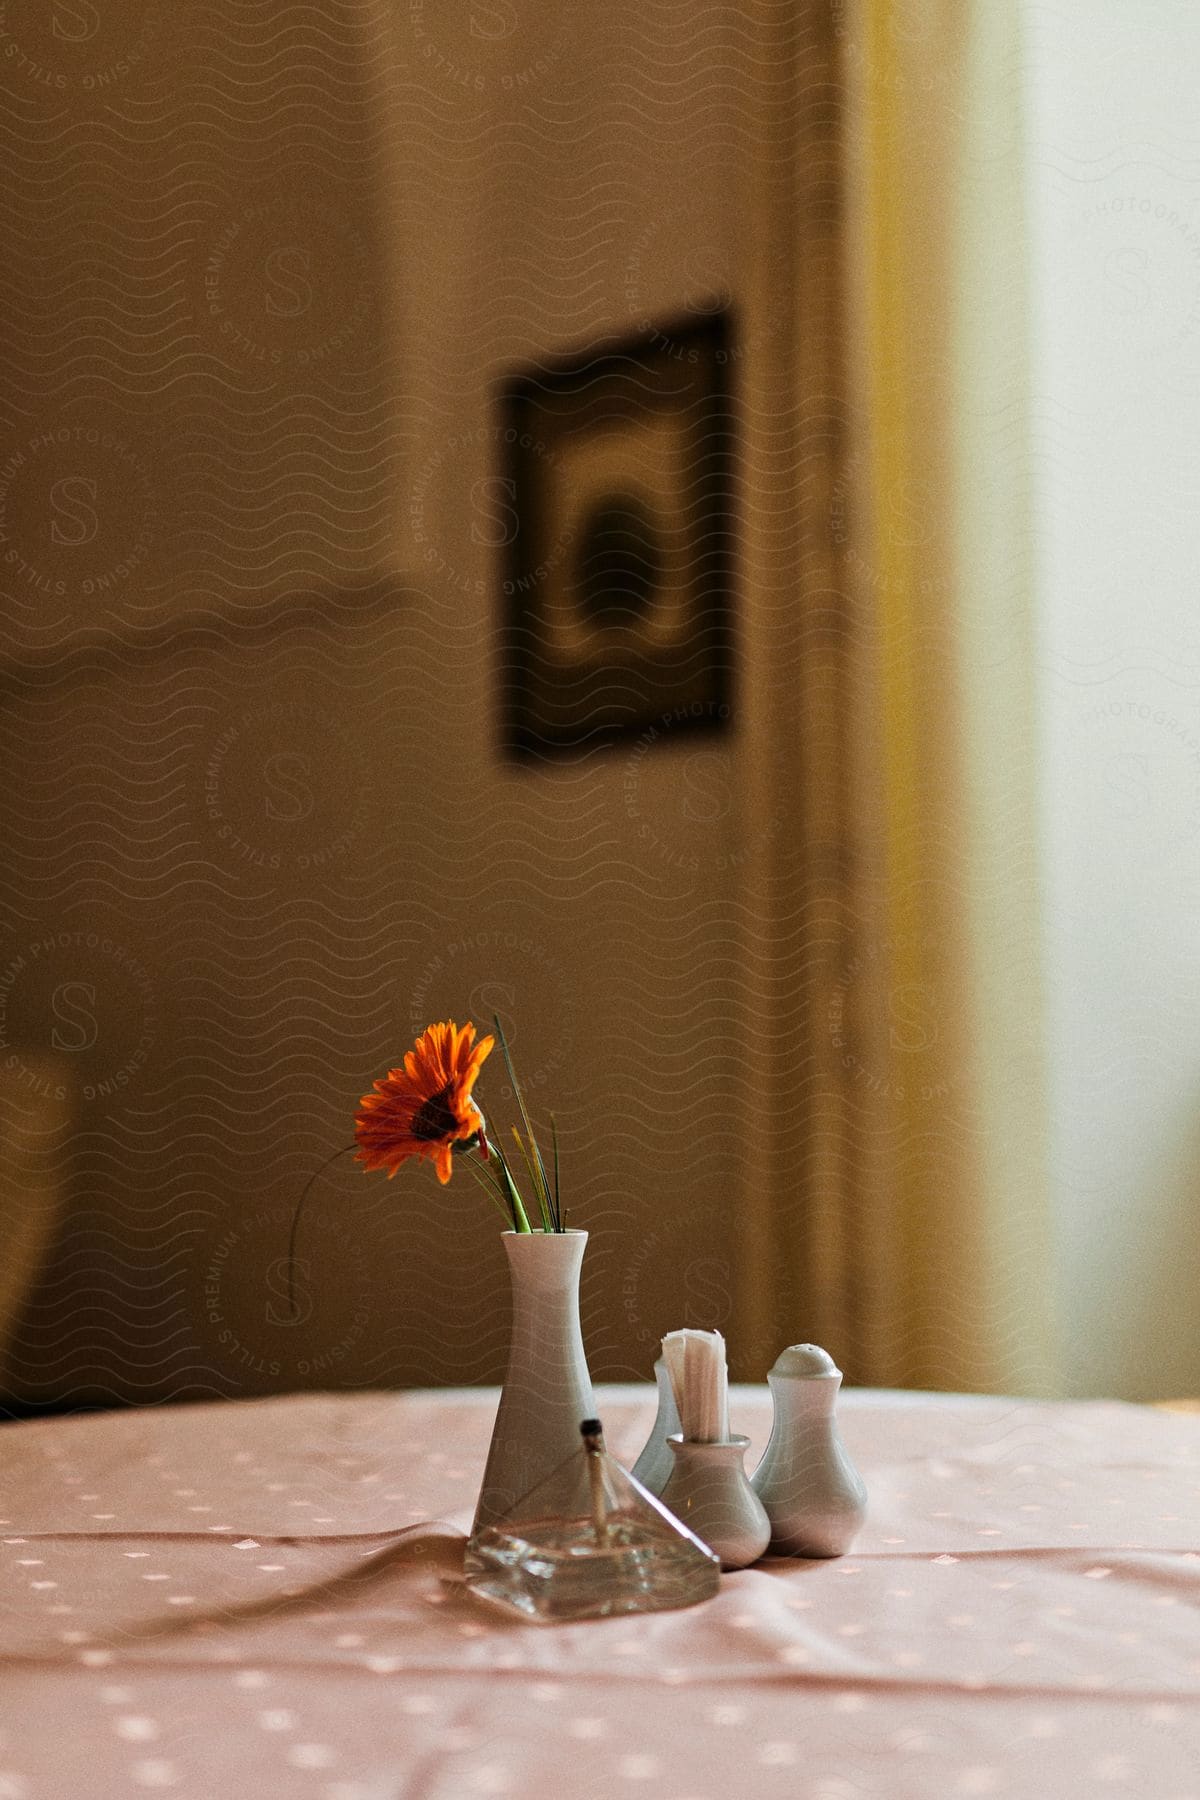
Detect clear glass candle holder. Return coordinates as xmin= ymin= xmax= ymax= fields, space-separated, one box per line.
xmin=464 ymin=1419 xmax=721 ymax=1622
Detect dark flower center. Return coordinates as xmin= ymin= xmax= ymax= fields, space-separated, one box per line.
xmin=410 ymin=1084 xmax=459 ymax=1142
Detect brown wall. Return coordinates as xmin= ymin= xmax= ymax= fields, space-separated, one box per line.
xmin=0 ymin=1 xmax=778 ymax=1404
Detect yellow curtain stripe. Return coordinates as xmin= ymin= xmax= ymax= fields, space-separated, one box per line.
xmin=862 ymin=0 xmax=930 ymax=1361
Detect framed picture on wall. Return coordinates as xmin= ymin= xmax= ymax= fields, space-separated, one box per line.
xmin=497 ymin=312 xmax=736 ymax=760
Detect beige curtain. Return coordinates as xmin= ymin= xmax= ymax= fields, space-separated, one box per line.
xmin=740 ymin=0 xmax=1059 ymax=1394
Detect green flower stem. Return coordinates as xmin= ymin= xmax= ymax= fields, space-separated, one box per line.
xmin=488 ymin=1136 xmax=533 ymax=1232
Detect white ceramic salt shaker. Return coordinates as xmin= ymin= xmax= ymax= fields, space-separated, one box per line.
xmin=750 ymin=1344 xmax=867 ymax=1557
xmin=630 ymin=1355 xmax=682 ymax=1498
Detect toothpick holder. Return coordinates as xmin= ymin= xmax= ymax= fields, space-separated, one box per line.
xmin=659 ymin=1434 xmax=771 ymax=1571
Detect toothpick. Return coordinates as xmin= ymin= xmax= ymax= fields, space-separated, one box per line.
xmin=662 ymin=1329 xmax=730 ymax=1443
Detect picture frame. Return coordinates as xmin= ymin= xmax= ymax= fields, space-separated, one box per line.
xmin=497 ymin=312 xmax=736 ymax=759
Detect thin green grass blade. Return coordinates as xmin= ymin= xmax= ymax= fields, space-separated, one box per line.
xmin=513 ymin=1126 xmax=554 ymax=1232
xmin=550 ymin=1112 xmax=562 ymax=1232
xmin=461 ymin=1153 xmax=515 ymax=1225
xmin=286 ymin=1142 xmax=357 ymax=1319
xmin=492 ymin=1013 xmax=554 ymax=1224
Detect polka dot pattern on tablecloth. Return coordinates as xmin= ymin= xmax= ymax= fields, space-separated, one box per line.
xmin=1 ymin=1388 xmax=1197 ymax=1799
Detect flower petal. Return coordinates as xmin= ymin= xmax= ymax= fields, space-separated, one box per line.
xmin=354 ymin=1021 xmax=496 ymax=1183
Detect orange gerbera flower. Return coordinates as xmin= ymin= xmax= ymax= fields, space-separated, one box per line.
xmin=354 ymin=1021 xmax=494 ymax=1185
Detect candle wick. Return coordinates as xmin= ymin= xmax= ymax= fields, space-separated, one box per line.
xmin=581 ymin=1418 xmax=609 ymax=1545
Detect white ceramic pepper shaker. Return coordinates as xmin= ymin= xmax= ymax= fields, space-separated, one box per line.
xmin=750 ymin=1344 xmax=867 ymax=1557
xmin=630 ymin=1355 xmax=682 ymax=1498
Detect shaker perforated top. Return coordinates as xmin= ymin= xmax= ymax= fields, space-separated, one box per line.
xmin=772 ymin=1344 xmax=839 ymax=1378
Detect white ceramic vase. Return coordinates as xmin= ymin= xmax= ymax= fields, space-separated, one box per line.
xmin=471 ymin=1229 xmax=597 ymax=1535
xmin=659 ymin=1434 xmax=771 ymax=1571
xmin=750 ymin=1343 xmax=867 ymax=1557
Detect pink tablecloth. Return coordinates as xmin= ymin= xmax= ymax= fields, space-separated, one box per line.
xmin=1 ymin=1386 xmax=1198 ymax=1798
